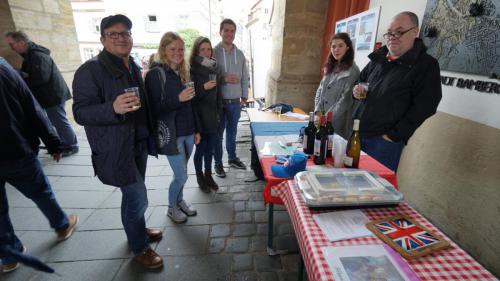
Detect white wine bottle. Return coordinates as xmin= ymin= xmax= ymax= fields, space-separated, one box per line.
xmin=344 ymin=119 xmax=361 ymax=168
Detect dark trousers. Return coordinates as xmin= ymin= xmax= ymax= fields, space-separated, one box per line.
xmin=194 ymin=132 xmax=218 ymax=173
xmin=0 ymin=155 xmax=69 ymax=264
xmin=361 ymin=135 xmax=405 ymax=172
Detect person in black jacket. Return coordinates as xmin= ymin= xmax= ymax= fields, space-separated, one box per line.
xmin=5 ymin=31 xmax=79 ymax=156
xmin=0 ymin=64 xmax=78 ymax=273
xmin=72 ymin=15 xmax=163 ymax=270
xmin=352 ymin=11 xmax=442 ymax=171
xmin=145 ymin=32 xmax=200 ymax=224
xmin=188 ymin=36 xmax=222 ymax=193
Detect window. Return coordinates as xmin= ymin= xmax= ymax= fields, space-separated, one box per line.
xmin=89 ymin=17 xmax=102 ymax=34
xmin=144 ymin=14 xmax=159 ymax=32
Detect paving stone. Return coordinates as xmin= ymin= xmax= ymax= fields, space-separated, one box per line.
xmin=211 ymin=224 xmax=231 ymax=237
xmin=30 ymin=260 xmax=123 ymax=281
xmin=234 ymin=201 xmax=246 ymax=211
xmin=257 ymin=223 xmax=268 ymax=235
xmin=251 ymin=236 xmax=268 ymax=252
xmin=155 ymin=225 xmax=209 ymax=255
xmin=279 ymin=271 xmax=304 ymax=281
xmin=233 ymin=224 xmax=256 ymax=236
xmin=233 ymin=254 xmax=253 ymax=271
xmin=233 ymin=271 xmax=258 ymax=281
xmin=235 ymin=212 xmax=252 ymax=223
xmin=274 ymin=211 xmax=291 ymax=223
xmin=260 ymin=271 xmax=279 ymax=281
xmin=280 ymin=254 xmax=301 ymax=272
xmin=51 ymin=190 xmax=112 ymax=209
xmin=45 ymin=230 xmax=133 ymax=261
xmin=10 ymin=208 xmax=92 ymax=231
xmin=144 ymin=176 xmax=172 ymax=189
xmin=43 ymin=165 xmax=95 ymax=176
xmin=214 ymin=193 xmax=233 ymax=202
xmin=247 ymin=201 xmax=266 ymax=211
xmin=274 ymin=235 xmax=299 ymax=253
xmin=113 ymin=255 xmax=232 ymax=281
xmin=209 ymin=238 xmax=225 ymax=253
xmin=52 ymin=155 xmax=92 ymax=166
xmin=250 ymin=192 xmax=264 ymax=200
xmin=79 ymin=208 xmax=151 ymax=230
xmin=253 ymin=254 xmax=282 ymax=271
xmin=149 ymin=203 xmax=233 ymax=228
xmin=145 ymin=165 xmax=164 ymax=177
xmin=226 ymin=237 xmax=249 ymax=253
xmin=233 ymin=192 xmax=250 ymax=201
xmin=278 ymin=223 xmax=294 ymax=235
xmin=254 ymin=210 xmax=268 ymax=223
xmin=51 ymin=176 xmax=114 ymax=191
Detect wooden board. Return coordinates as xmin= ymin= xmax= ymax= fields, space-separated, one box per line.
xmin=366 ymin=216 xmax=450 ymax=259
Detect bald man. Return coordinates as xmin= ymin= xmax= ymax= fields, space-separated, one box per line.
xmin=352 ymin=11 xmax=442 ymax=171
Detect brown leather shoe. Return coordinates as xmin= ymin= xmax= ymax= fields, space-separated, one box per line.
xmin=57 ymin=214 xmax=78 ymax=241
xmin=134 ymin=248 xmax=163 ymax=269
xmin=146 ymin=228 xmax=163 ymax=243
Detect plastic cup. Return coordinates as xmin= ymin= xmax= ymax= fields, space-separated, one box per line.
xmin=185 ymin=81 xmax=195 ymax=96
xmin=209 ymin=74 xmax=217 ymax=81
xmin=358 ymin=82 xmax=369 ymax=99
xmin=333 ymin=136 xmax=346 ymax=168
xmin=124 ymin=87 xmax=141 ymax=110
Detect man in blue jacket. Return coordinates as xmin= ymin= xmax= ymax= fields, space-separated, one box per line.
xmin=72 ymin=15 xmax=163 ymax=270
xmin=353 ymin=12 xmax=442 ymax=171
xmin=5 ymin=31 xmax=79 ymax=156
xmin=0 ymin=64 xmax=78 ymax=273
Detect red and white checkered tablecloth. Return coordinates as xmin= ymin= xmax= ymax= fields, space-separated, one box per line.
xmin=273 ymin=181 xmax=498 ymax=281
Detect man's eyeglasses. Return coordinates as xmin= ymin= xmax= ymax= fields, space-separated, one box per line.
xmin=383 ymin=26 xmax=417 ymax=39
xmin=104 ymin=31 xmax=132 ymax=40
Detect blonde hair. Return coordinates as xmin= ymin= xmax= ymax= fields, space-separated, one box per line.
xmin=154 ymin=31 xmax=190 ymax=83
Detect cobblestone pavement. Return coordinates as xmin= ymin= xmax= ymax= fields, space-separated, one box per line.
xmin=1 ymin=110 xmax=306 ymax=281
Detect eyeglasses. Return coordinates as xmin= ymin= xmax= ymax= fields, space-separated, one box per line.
xmin=383 ymin=26 xmax=417 ymax=39
xmin=104 ymin=31 xmax=132 ymax=39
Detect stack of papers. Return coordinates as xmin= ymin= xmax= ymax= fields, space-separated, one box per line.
xmin=312 ymin=210 xmax=373 ymax=241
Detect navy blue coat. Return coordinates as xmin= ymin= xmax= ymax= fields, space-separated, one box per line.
xmin=72 ymin=50 xmax=156 ymax=187
xmin=0 ymin=64 xmax=62 ymax=160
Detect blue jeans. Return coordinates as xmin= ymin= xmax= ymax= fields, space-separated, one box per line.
xmin=166 ymin=134 xmax=194 ymax=207
xmin=0 ymin=155 xmax=69 ymax=265
xmin=214 ymin=102 xmax=241 ymax=165
xmin=194 ymin=133 xmax=218 ymax=173
xmin=119 ymin=151 xmax=149 ymax=255
xmin=361 ymin=136 xmax=405 ymax=172
xmin=45 ymin=103 xmax=78 ymax=150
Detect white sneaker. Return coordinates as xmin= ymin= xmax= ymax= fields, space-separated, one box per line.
xmin=167 ymin=206 xmax=187 ymax=223
xmin=178 ymin=200 xmax=197 ymax=216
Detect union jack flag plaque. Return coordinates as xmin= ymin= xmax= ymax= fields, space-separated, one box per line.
xmin=366 ymin=216 xmax=450 ymax=259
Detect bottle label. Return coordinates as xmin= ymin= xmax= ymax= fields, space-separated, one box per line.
xmin=344 ymin=156 xmax=353 ymax=167
xmin=314 ymin=139 xmax=321 ymax=156
xmin=303 ymin=135 xmax=308 ymax=149
xmin=327 ymin=135 xmax=334 ymax=150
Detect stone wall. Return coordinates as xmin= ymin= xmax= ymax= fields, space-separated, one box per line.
xmin=0 ymin=0 xmax=80 ymax=88
xmin=266 ymin=0 xmax=328 ymax=112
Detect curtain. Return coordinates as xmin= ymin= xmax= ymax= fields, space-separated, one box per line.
xmin=320 ymin=0 xmax=369 ymax=74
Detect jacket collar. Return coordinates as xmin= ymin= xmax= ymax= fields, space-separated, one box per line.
xmin=97 ymin=49 xmax=132 ymax=79
xmin=368 ymin=38 xmax=427 ymax=67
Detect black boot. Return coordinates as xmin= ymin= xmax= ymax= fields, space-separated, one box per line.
xmin=204 ymin=171 xmax=219 ymax=191
xmin=196 ymin=172 xmax=211 ymax=193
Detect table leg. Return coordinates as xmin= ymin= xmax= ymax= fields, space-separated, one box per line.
xmin=298 ymin=255 xmax=305 ymax=281
xmin=266 ymin=203 xmax=288 ymax=256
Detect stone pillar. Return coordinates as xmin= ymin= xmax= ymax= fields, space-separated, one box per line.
xmin=266 ymin=0 xmax=329 ymax=112
xmin=0 ymin=0 xmax=81 ymax=87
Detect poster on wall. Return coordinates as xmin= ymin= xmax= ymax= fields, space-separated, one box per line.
xmin=335 ymin=6 xmax=381 ymax=69
xmin=420 ymin=0 xmax=500 ymax=77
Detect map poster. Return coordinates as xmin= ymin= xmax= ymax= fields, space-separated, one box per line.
xmin=335 ymin=6 xmax=381 ymax=69
xmin=357 ymin=13 xmax=376 ymax=51
xmin=421 ymin=0 xmax=500 ymax=77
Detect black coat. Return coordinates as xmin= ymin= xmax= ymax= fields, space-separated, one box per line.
xmin=190 ymin=59 xmax=222 ymax=134
xmin=145 ymin=63 xmax=198 ymax=155
xmin=21 ymin=43 xmax=71 ymax=108
xmin=72 ymin=50 xmax=156 ymax=187
xmin=0 ymin=64 xmax=62 ymax=160
xmin=354 ymin=39 xmax=442 ymax=143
